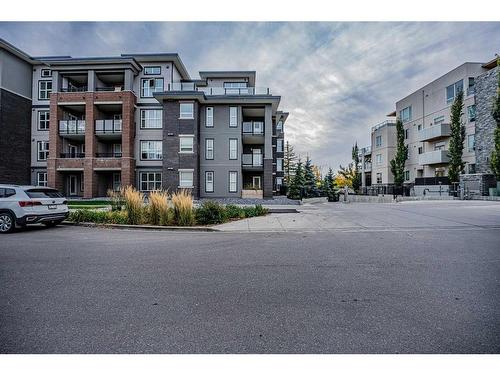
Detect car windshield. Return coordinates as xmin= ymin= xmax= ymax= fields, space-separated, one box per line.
xmin=25 ymin=188 xmax=63 ymax=198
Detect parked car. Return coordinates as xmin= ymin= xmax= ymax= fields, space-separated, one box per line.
xmin=0 ymin=185 xmax=69 ymax=233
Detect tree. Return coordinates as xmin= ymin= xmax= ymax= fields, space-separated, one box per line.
xmin=490 ymin=58 xmax=500 ymax=181
xmin=312 ymin=165 xmax=322 ymax=187
xmin=283 ymin=141 xmax=298 ymax=185
xmin=448 ymin=90 xmax=466 ymax=183
xmin=351 ymin=142 xmax=361 ymax=192
xmin=287 ymin=159 xmax=305 ymax=199
xmin=303 ymin=156 xmax=319 ymax=197
xmin=336 ymin=163 xmax=356 ymax=188
xmin=323 ymin=168 xmax=337 ymax=202
xmin=389 ymin=118 xmax=408 ymax=187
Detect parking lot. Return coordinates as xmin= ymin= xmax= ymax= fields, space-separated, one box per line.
xmin=1 ymin=201 xmax=499 ymax=353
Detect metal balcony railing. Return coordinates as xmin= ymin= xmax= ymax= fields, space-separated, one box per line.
xmin=60 ymin=86 xmax=88 ymax=92
xmin=95 ymin=119 xmax=122 ymax=133
xmin=60 ymin=152 xmax=85 ymax=158
xmin=59 ymin=120 xmax=86 ymax=134
xmin=95 ymin=152 xmax=122 ymax=158
xmin=242 ymin=153 xmax=263 ymax=167
xmin=242 ymin=121 xmax=264 ymax=134
xmin=95 ymin=86 xmax=124 ymax=92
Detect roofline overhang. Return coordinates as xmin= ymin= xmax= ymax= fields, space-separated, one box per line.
xmin=198 ymin=71 xmax=256 ymax=87
xmin=482 ymin=56 xmax=499 ymax=70
xmin=39 ymin=57 xmax=142 ymax=74
xmin=0 ymin=38 xmax=38 ymax=64
xmin=121 ymin=53 xmax=190 ymax=80
xmin=387 ymin=110 xmax=397 ymax=117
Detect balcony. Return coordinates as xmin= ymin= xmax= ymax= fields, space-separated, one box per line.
xmin=95 ymin=152 xmax=122 ymax=158
xmin=60 ymin=86 xmax=88 ymax=92
xmin=418 ymin=123 xmax=451 ymax=142
xmin=167 ymin=83 xmax=271 ymax=96
xmin=242 ymin=154 xmax=263 ymax=171
xmin=59 ymin=120 xmax=86 ymax=140
xmin=60 ymin=152 xmax=85 ymax=159
xmin=242 ymin=121 xmax=264 ymax=144
xmin=363 ymin=162 xmax=372 ymax=172
xmin=95 ymin=119 xmax=122 ymax=140
xmin=418 ymin=150 xmax=450 ymax=165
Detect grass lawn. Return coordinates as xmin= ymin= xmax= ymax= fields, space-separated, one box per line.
xmin=68 ymin=200 xmax=110 ymax=209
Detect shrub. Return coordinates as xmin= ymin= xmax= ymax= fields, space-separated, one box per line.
xmin=224 ymin=204 xmax=245 ymax=219
xmin=196 ymin=200 xmax=227 ymax=225
xmin=171 ymin=189 xmax=195 ymax=226
xmin=69 ymin=209 xmax=128 ymax=224
xmin=107 ymin=188 xmax=124 ymax=211
xmin=148 ymin=190 xmax=169 ymax=225
xmin=123 ymin=186 xmax=144 ymax=225
xmin=242 ymin=204 xmax=268 ymax=218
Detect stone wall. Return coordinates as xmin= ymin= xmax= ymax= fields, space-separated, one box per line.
xmin=459 ymin=173 xmax=496 ymax=196
xmin=475 ymin=66 xmax=499 ymax=174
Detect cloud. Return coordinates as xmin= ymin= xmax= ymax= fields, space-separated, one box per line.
xmin=1 ymin=22 xmax=498 ymax=173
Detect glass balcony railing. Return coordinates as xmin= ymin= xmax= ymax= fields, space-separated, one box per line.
xmin=242 ymin=121 xmax=264 ymax=134
xmin=59 ymin=120 xmax=86 ymax=134
xmin=167 ymin=83 xmax=271 ymax=96
xmin=242 ymin=154 xmax=263 ymax=167
xmin=95 ymin=152 xmax=122 ymax=158
xmin=95 ymin=119 xmax=122 ymax=133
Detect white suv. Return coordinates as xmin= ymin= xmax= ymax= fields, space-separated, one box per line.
xmin=0 ymin=185 xmax=69 ymax=233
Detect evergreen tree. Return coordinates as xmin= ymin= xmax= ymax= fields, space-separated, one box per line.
xmin=303 ymin=156 xmax=319 ymax=197
xmin=283 ymin=141 xmax=298 ymax=185
xmin=448 ymin=90 xmax=466 ymax=183
xmin=490 ymin=59 xmax=500 ymax=181
xmin=351 ymin=142 xmax=361 ymax=192
xmin=389 ymin=118 xmax=408 ymax=187
xmin=287 ymin=159 xmax=305 ymax=200
xmin=323 ymin=168 xmax=337 ymax=202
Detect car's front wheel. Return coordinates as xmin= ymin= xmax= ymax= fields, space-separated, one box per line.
xmin=0 ymin=212 xmax=15 ymax=234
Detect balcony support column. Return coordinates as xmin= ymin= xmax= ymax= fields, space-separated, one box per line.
xmin=84 ymin=94 xmax=98 ymax=198
xmin=47 ymin=94 xmax=64 ymax=190
xmin=121 ymin=91 xmax=136 ymax=188
xmin=263 ymin=104 xmax=273 ymax=198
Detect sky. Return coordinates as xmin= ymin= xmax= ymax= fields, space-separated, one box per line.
xmin=1 ymin=22 xmax=499 ymax=173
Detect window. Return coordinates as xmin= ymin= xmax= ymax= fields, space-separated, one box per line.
xmin=229 ymin=138 xmax=238 ymax=160
xmin=468 ymin=164 xmax=476 ymax=174
xmin=434 ymin=142 xmax=445 ymax=151
xmin=376 ymin=173 xmax=382 ymax=184
xmin=179 ymin=103 xmax=194 ymax=119
xmin=205 ymin=171 xmax=214 ymax=193
xmin=37 ymin=141 xmax=49 ymax=161
xmin=404 ymin=128 xmax=409 ymax=140
xmin=418 ymin=146 xmax=423 ymax=154
xmin=417 ymin=124 xmax=422 ymax=131
xmin=37 ymin=172 xmax=48 ymax=187
xmin=277 ymin=158 xmax=283 ymax=172
xmin=276 ymin=177 xmax=283 ymax=187
xmin=38 ymin=111 xmax=50 ymax=130
xmin=434 ymin=115 xmax=445 ymax=125
xmin=206 ymin=107 xmax=214 ymax=127
xmin=140 ymin=141 xmax=162 ymax=160
xmin=399 ymin=106 xmax=412 ymax=123
xmin=467 ymin=77 xmax=475 ymax=95
xmin=276 ymin=121 xmax=283 ymax=132
xmin=41 ymin=69 xmax=52 ymax=77
xmin=144 ymin=66 xmax=161 ymax=75
xmin=446 ymin=80 xmax=463 ymax=104
xmin=205 ymin=138 xmax=214 ymax=160
xmin=179 ymin=170 xmax=194 ymax=188
xmin=376 ymin=154 xmax=382 ymax=165
xmin=38 ymin=80 xmax=52 ymax=100
xmin=223 ymin=82 xmax=247 ymax=88
xmin=229 ymin=107 xmax=238 ymax=127
xmin=404 ymin=170 xmax=410 ymax=181
xmin=141 ymin=78 xmax=164 ymax=97
xmin=140 ymin=172 xmax=162 ymax=192
xmin=179 ymin=136 xmax=194 ymax=153
xmin=229 ymin=171 xmax=238 ymax=192
xmin=0 ymin=188 xmax=16 ymax=198
xmin=277 ymin=139 xmax=284 ymax=152
xmin=375 ymin=135 xmax=382 ymax=147
xmin=140 ymin=109 xmax=162 ymax=129
xmin=468 ymin=134 xmax=475 ymax=152
xmin=467 ymin=105 xmax=476 ymax=122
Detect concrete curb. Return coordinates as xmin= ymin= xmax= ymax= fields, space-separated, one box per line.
xmin=62 ymin=221 xmax=219 ymax=232
xmin=267 ymin=208 xmax=299 ymax=213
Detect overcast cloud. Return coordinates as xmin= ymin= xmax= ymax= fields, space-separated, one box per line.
xmin=1 ymin=22 xmax=498 ymax=173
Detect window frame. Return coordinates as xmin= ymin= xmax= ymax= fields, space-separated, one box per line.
xmin=399 ymin=106 xmax=412 ymax=123
xmin=205 ymin=171 xmax=214 ymax=193
xmin=376 ymin=154 xmax=382 ymax=165
xmin=205 ymin=107 xmax=214 ymax=127
xmin=140 ymin=109 xmax=163 ymax=129
xmin=277 ymin=158 xmax=283 ymax=172
xmin=205 ymin=138 xmax=214 ymax=160
xmin=446 ymin=80 xmax=464 ymax=104
xmin=229 ymin=138 xmax=238 ymax=160
xmin=467 ymin=104 xmax=476 ymax=123
xmin=228 ymin=171 xmax=238 ymax=193
xmin=179 ymin=169 xmax=194 ymax=188
xmin=37 ymin=141 xmax=49 ymax=161
xmin=37 ymin=172 xmax=48 ymax=187
xmin=179 ymin=135 xmax=194 ymax=153
xmin=141 ymin=77 xmax=164 ymax=98
xmin=229 ymin=106 xmax=238 ymax=127
xmin=467 ymin=134 xmax=475 ymax=152
xmin=376 ymin=173 xmax=382 ymax=184
xmin=144 ymin=66 xmax=161 ymax=75
xmin=139 ymin=172 xmax=162 ymax=192
xmin=179 ymin=102 xmax=194 ymax=119
xmin=38 ymin=110 xmax=50 ymax=131
xmin=375 ymin=135 xmax=382 ymax=147
xmin=41 ymin=69 xmax=52 ymax=78
xmin=140 ymin=140 xmax=163 ymax=161
xmin=38 ymin=80 xmax=52 ymax=100
xmin=276 ymin=138 xmax=284 ymax=152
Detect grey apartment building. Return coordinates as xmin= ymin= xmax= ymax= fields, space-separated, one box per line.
xmin=360 ymin=57 xmax=498 ymax=192
xmin=0 ymin=39 xmax=288 ymax=199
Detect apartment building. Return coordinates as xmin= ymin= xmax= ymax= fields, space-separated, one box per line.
xmin=0 ymin=39 xmax=287 ymax=199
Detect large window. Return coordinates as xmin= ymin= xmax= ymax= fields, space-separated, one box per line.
xmin=179 ymin=103 xmax=194 ymax=119
xmin=206 ymin=107 xmax=214 ymax=127
xmin=468 ymin=134 xmax=475 ymax=152
xmin=179 ymin=170 xmax=194 ymax=188
xmin=277 ymin=139 xmax=284 ymax=152
xmin=141 ymin=78 xmax=164 ymax=97
xmin=229 ymin=107 xmax=238 ymax=127
xmin=376 ymin=154 xmax=382 ymax=165
xmin=144 ymin=66 xmax=161 ymax=75
xmin=467 ymin=105 xmax=476 ymax=122
xmin=140 ymin=109 xmax=162 ymax=129
xmin=38 ymin=111 xmax=50 ymax=130
xmin=223 ymin=82 xmax=247 ymax=89
xmin=205 ymin=138 xmax=214 ymax=160
xmin=277 ymin=158 xmax=283 ymax=172
xmin=140 ymin=172 xmax=162 ymax=192
xmin=399 ymin=106 xmax=412 ymax=123
xmin=37 ymin=141 xmax=49 ymax=161
xmin=229 ymin=138 xmax=238 ymax=160
xmin=205 ymin=171 xmax=214 ymax=193
xmin=38 ymin=80 xmax=52 ymax=100
xmin=37 ymin=172 xmax=48 ymax=187
xmin=140 ymin=141 xmax=162 ymax=160
xmin=229 ymin=171 xmax=238 ymax=192
xmin=276 ymin=121 xmax=283 ymax=132
xmin=375 ymin=135 xmax=382 ymax=147
xmin=179 ymin=136 xmax=194 ymax=153
xmin=446 ymin=80 xmax=463 ymax=104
